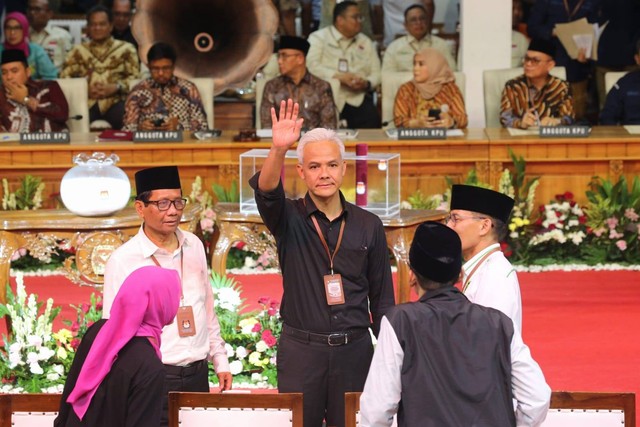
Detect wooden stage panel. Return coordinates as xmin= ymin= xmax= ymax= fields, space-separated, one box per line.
xmin=0 ymin=128 xmax=638 ymax=209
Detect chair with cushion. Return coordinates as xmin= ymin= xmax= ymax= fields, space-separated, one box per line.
xmin=381 ymin=71 xmax=466 ymax=128
xmin=482 ymin=66 xmax=566 ymax=128
xmin=55 ymin=78 xmax=90 ymax=133
xmin=168 ymin=392 xmax=303 ymax=427
xmin=0 ymin=393 xmax=61 ymax=427
xmin=604 ymin=71 xmax=629 ymax=95
xmin=128 ymin=77 xmax=214 ymax=130
xmin=255 ymin=75 xmax=341 ymax=129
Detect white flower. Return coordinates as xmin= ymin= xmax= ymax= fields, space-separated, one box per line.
xmin=568 ymin=231 xmax=586 ymax=245
xmin=235 ymin=346 xmax=248 ymax=359
xmin=251 ymin=373 xmax=265 ymax=382
xmin=46 ymin=373 xmax=60 ymax=381
xmin=9 ymin=342 xmax=22 ymax=353
xmin=52 ymin=364 xmax=65 ymax=375
xmin=26 ymin=351 xmax=39 ymax=364
xmin=27 ymin=335 xmax=43 ymax=348
xmin=29 ymin=362 xmax=44 ymax=375
xmin=400 ymin=201 xmax=412 ymax=210
xmin=215 ymin=287 xmax=242 ymax=312
xmin=38 ymin=346 xmax=55 ymax=361
xmin=229 ymin=360 xmax=244 ymax=375
xmin=8 ymin=352 xmax=22 ymax=368
xmin=225 ymin=343 xmax=235 ymax=358
xmin=244 ymin=257 xmax=257 ymax=268
xmin=56 ymin=346 xmax=68 ymax=360
xmin=255 ymin=340 xmax=268 ymax=353
xmin=567 ymin=219 xmax=579 ymax=228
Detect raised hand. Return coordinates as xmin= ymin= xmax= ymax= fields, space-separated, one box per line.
xmin=271 ymin=99 xmax=304 ymax=150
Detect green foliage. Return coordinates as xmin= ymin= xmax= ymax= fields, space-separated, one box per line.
xmin=406 ymin=189 xmax=440 ymax=210
xmin=2 ymin=175 xmax=46 ymax=210
xmin=212 ymin=180 xmax=239 ymax=203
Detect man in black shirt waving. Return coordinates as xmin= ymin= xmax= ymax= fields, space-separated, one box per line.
xmin=250 ymin=99 xmax=395 ymax=427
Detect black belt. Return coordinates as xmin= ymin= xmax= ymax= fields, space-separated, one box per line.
xmin=163 ymin=359 xmax=207 ymax=377
xmin=283 ymin=324 xmax=368 ymax=346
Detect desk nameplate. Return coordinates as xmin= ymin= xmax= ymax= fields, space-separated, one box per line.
xmin=133 ymin=130 xmax=183 ymax=142
xmin=20 ymin=132 xmax=70 ymax=144
xmin=540 ymin=125 xmax=591 ymax=138
xmin=398 ymin=128 xmax=447 ymax=140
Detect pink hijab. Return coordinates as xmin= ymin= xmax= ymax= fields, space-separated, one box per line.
xmin=3 ymin=12 xmax=30 ymax=57
xmin=66 ymin=265 xmax=181 ymax=420
xmin=412 ymin=47 xmax=455 ymax=100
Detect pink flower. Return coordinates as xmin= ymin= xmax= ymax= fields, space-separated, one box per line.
xmin=624 ymin=208 xmax=639 ymax=222
xmin=258 ymin=296 xmax=271 ymax=306
xmin=606 ymin=217 xmax=619 ymax=229
xmin=10 ymin=247 xmax=27 ymax=261
xmin=252 ymin=323 xmax=262 ymax=333
xmin=81 ymin=303 xmax=90 ymax=314
xmin=262 ymin=330 xmax=277 ymax=347
xmin=609 ymin=230 xmax=623 ymax=239
xmin=96 ymin=302 xmax=103 ymax=311
xmin=200 ymin=218 xmax=214 ymax=233
xmin=616 ymin=240 xmax=627 ymax=251
xmin=233 ymin=241 xmax=246 ymax=250
xmin=593 ymin=227 xmax=605 ymax=237
xmin=70 ymin=338 xmax=80 ymax=350
xmin=267 ymin=307 xmax=278 ymax=316
xmin=204 ymin=208 xmax=216 ymax=219
xmin=70 ymin=321 xmax=80 ymax=332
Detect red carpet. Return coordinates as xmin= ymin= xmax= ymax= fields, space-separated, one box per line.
xmin=3 ymin=270 xmax=640 ymax=422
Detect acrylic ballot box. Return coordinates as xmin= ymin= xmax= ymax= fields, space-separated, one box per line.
xmin=239 ymin=149 xmax=401 ymax=218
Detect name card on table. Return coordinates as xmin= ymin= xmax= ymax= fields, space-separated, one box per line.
xmin=19 ymin=132 xmax=70 ymax=144
xmin=133 ymin=130 xmax=183 ymax=142
xmin=397 ymin=128 xmax=447 ymax=140
xmin=539 ymin=126 xmax=591 ymax=138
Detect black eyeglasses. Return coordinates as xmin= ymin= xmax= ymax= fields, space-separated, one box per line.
xmin=145 ymin=198 xmax=187 ymax=211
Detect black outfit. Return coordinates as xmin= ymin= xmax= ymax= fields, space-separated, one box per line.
xmin=55 ymin=320 xmax=166 ymax=427
xmin=250 ymin=173 xmax=395 ymax=427
xmin=89 ymin=102 xmax=125 ymax=130
xmin=597 ymin=0 xmax=640 ymax=69
xmin=113 ymin=27 xmax=139 ymax=51
xmin=600 ymin=70 xmax=640 ymax=125
xmin=159 ymin=360 xmax=209 ymax=427
xmin=388 ymin=287 xmax=516 ymax=426
xmin=340 ymin=92 xmax=381 ymax=128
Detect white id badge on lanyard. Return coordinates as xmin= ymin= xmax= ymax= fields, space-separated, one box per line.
xmin=338 ymin=58 xmax=349 ymax=73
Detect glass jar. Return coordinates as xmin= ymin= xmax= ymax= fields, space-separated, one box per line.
xmin=60 ymin=152 xmax=131 ymax=216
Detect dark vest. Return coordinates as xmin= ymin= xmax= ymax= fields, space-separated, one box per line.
xmin=387 ymin=287 xmax=516 ymax=426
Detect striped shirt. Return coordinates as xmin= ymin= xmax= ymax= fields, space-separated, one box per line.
xmin=500 ymin=74 xmax=574 ymax=128
xmin=393 ymin=81 xmax=468 ymax=129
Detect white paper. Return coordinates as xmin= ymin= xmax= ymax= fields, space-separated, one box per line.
xmin=507 ymin=127 xmax=539 ymax=136
xmin=572 ymin=33 xmax=593 ymax=59
xmin=256 ymin=129 xmax=272 ymax=138
xmin=623 ymin=125 xmax=640 ymax=135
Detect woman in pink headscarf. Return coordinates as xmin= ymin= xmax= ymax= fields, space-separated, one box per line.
xmin=1 ymin=11 xmax=57 ymax=79
xmin=393 ymin=47 xmax=468 ymax=129
xmin=54 ymin=265 xmax=181 ymax=427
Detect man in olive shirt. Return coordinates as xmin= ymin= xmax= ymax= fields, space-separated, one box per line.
xmin=251 ymin=99 xmax=394 ymax=427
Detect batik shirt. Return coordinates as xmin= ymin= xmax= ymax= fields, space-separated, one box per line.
xmin=123 ymin=76 xmax=208 ymax=131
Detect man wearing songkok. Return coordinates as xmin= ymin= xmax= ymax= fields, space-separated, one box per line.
xmin=382 ymin=2 xmax=456 ymax=73
xmin=251 ymin=100 xmax=395 ymax=427
xmin=447 ymin=184 xmax=523 ymax=331
xmin=55 ymin=266 xmax=181 ymax=427
xmin=307 ymin=1 xmax=381 ymax=128
xmin=360 ymin=221 xmax=551 ymax=427
xmin=27 ymin=0 xmax=73 ymax=71
xmin=600 ymin=39 xmax=640 ymax=125
xmin=260 ymin=36 xmax=337 ymax=130
xmin=0 ymin=48 xmax=68 ymax=132
xmin=103 ymin=166 xmax=232 ymax=427
xmin=500 ymin=38 xmax=574 ymax=129
xmin=123 ymin=42 xmax=208 ymax=131
xmin=60 ymin=5 xmax=139 ymax=129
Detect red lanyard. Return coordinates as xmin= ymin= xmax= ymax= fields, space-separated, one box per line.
xmin=150 ymin=247 xmax=184 ymax=303
xmin=462 ymin=248 xmax=500 ymax=292
xmin=310 ymin=215 xmax=346 ymax=275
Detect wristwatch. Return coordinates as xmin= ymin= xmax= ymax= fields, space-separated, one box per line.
xmin=23 ymin=96 xmax=30 ymax=105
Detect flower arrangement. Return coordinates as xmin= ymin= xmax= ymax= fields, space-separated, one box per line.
xmin=64 ymin=293 xmax=103 ymax=350
xmin=0 ymin=273 xmax=71 ymax=393
xmin=1 ymin=175 xmax=46 ymax=210
xmin=209 ymin=271 xmax=281 ymax=387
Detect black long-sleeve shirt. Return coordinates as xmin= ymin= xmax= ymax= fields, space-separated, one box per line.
xmin=600 ymin=70 xmax=640 ymax=125
xmin=250 ymin=172 xmax=395 ymax=336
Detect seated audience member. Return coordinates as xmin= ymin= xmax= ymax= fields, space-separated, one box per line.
xmin=1 ymin=11 xmax=57 ymax=80
xmin=54 ymin=266 xmax=181 ymax=427
xmin=511 ymin=0 xmax=528 ymax=68
xmin=600 ymin=40 xmax=640 ymax=125
xmin=360 ymin=221 xmax=551 ymax=427
xmin=0 ymin=49 xmax=69 ymax=132
xmin=111 ymin=0 xmax=137 ymax=50
xmin=123 ymin=42 xmax=208 ymax=131
xmin=307 ymin=1 xmax=381 ymax=128
xmin=500 ymin=38 xmax=574 ymax=129
xmin=260 ymin=36 xmax=337 ymax=129
xmin=382 ymin=2 xmax=456 ymax=73
xmin=60 ymin=5 xmax=139 ymax=130
xmin=27 ymin=0 xmax=73 ymax=72
xmin=393 ymin=47 xmax=467 ymax=129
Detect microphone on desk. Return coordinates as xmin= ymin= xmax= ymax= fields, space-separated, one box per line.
xmin=68 ymin=115 xmax=83 ymax=120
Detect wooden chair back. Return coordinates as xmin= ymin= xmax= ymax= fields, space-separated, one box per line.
xmin=0 ymin=393 xmax=61 ymax=427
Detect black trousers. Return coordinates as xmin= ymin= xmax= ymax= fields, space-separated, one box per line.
xmin=340 ymin=93 xmax=381 ymax=129
xmin=89 ymin=101 xmax=125 ymax=130
xmin=277 ymin=329 xmax=373 ymax=427
xmin=159 ymin=359 xmax=209 ymax=427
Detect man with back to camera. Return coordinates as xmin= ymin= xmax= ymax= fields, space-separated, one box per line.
xmin=307 ymin=1 xmax=381 ymax=128
xmin=260 ymin=35 xmax=337 ymax=130
xmin=500 ymin=38 xmax=574 ymax=129
xmin=360 ymin=221 xmax=551 ymax=426
xmin=250 ymin=99 xmax=395 ymax=427
xmin=60 ymin=5 xmax=139 ymax=130
xmin=123 ymin=42 xmax=208 ymax=131
xmin=0 ymin=48 xmax=68 ymax=132
xmin=446 ymin=184 xmax=524 ymax=331
xmin=382 ymin=2 xmax=456 ymax=73
xmin=600 ymin=39 xmax=640 ymax=125
xmin=102 ymin=165 xmax=232 ymax=427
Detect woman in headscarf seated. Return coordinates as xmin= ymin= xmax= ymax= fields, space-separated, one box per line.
xmin=55 ymin=265 xmax=181 ymax=427
xmin=0 ymin=11 xmax=58 ymax=79
xmin=393 ymin=47 xmax=467 ymax=129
